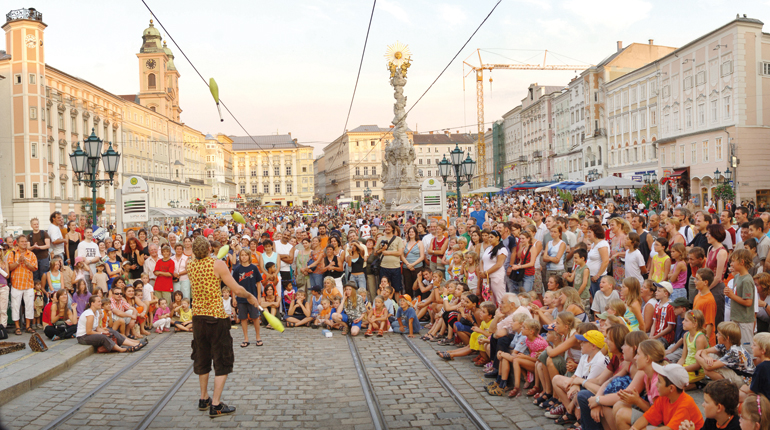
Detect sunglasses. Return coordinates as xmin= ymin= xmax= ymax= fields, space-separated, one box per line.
xmin=113 ymin=293 xmax=123 ymax=296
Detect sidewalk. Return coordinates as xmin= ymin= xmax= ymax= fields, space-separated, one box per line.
xmin=0 ymin=335 xmax=94 ymax=406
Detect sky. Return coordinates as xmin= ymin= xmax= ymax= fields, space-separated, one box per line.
xmin=18 ymin=0 xmax=770 ymax=156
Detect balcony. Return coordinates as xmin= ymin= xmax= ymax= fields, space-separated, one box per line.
xmin=517 ymin=155 xmax=527 ymax=162
xmin=533 ymin=150 xmax=543 ymax=159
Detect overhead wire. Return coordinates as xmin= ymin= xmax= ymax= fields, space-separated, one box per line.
xmin=345 ymin=0 xmax=503 ymax=173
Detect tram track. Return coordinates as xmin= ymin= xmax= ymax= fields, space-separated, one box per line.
xmin=347 ymin=333 xmax=493 ymax=430
xmin=38 ymin=333 xmax=195 ymax=430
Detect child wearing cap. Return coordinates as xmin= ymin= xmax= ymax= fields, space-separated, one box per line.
xmin=104 ymin=247 xmax=122 ymax=290
xmin=650 ymin=281 xmax=676 ymax=347
xmin=628 ymin=363 xmax=703 ymax=430
xmin=663 ymin=297 xmax=690 ymax=362
xmin=546 ymin=329 xmax=608 ymax=425
xmin=392 ymin=294 xmax=421 ymax=337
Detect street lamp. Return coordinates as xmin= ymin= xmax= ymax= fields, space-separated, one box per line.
xmin=70 ymin=129 xmax=120 ymax=227
xmin=439 ymin=144 xmax=476 ymax=219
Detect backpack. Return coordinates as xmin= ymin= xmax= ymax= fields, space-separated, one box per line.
xmin=0 ymin=324 xmax=7 ymax=340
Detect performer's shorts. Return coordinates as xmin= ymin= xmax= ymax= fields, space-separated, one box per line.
xmin=191 ymin=316 xmax=234 ymax=376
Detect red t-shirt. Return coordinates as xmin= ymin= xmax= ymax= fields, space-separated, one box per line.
xmin=42 ymin=302 xmax=53 ymax=326
xmin=154 ymin=258 xmax=176 ymax=292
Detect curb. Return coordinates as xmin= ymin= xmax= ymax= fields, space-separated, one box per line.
xmin=0 ymin=343 xmax=94 ymax=406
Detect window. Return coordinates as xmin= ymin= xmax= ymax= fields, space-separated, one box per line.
xmin=31 ymin=142 xmax=37 ymax=158
xmin=622 ymin=91 xmax=628 ymax=106
xmin=697 ymin=103 xmax=705 ymax=126
xmin=355 ymin=167 xmax=360 ymax=175
xmin=650 ymin=80 xmax=657 ymax=95
xmin=32 ymin=183 xmax=38 ymax=198
xmin=372 ymin=181 xmax=376 ymax=187
xmin=59 ymin=148 xmax=65 ymax=165
xmin=29 ymin=107 xmax=37 ymax=120
xmin=710 ymin=100 xmax=718 ymax=123
xmin=251 ymin=168 xmax=257 ymax=177
xmin=427 ymin=158 xmax=432 ymax=164
xmin=371 ymin=140 xmax=376 ymax=146
xmin=685 ymin=107 xmax=692 ymax=128
xmin=684 ymin=76 xmax=693 ymax=90
xmin=679 ymin=145 xmax=685 ymax=167
xmin=651 ymin=109 xmax=657 ymax=126
xmin=18 ymin=184 xmax=24 ymax=198
xmin=58 ymin=112 xmax=64 ymax=129
xmin=263 ymin=183 xmax=269 ymax=194
xmin=372 ymin=166 xmax=376 ymax=175
xmin=363 ymin=166 xmax=368 ymax=175
xmin=263 ymin=169 xmax=268 ymax=177
xmin=148 ymin=73 xmax=156 ymax=89
xmin=418 ymin=159 xmax=422 ymax=165
xmin=724 ymin=95 xmax=731 ymax=119
xmin=83 ymin=119 xmax=88 ymax=135
xmin=763 ymin=62 xmax=770 ymax=76
xmin=274 ymin=166 xmax=280 ymax=176
xmin=662 ymin=85 xmax=670 ymax=98
xmin=691 ymin=142 xmax=697 ymax=164
xmin=356 ymin=181 xmax=360 ymax=188
xmin=632 ymin=113 xmax=638 ymax=131
xmin=702 ymin=140 xmax=709 ymax=162
xmin=287 ymin=183 xmax=292 ymax=193
xmin=631 ymin=87 xmax=637 ymax=104
xmin=239 ymin=185 xmax=246 ymax=194
xmin=286 ymin=166 xmax=291 ymax=176
xmin=274 ymin=183 xmax=280 ymax=194
xmin=640 ymin=83 xmax=646 ymax=99
xmin=302 ymin=167 xmax=307 ymax=173
xmin=721 ymin=60 xmax=733 ymax=76
xmin=661 ymin=148 xmax=666 ymax=166
xmin=715 ymin=137 xmax=723 ymax=160
xmin=251 ymin=184 xmax=258 ymax=194
xmin=14 ymin=74 xmax=21 ymax=85
xmin=696 ymin=71 xmax=706 ymax=85
xmin=640 ymin=109 xmax=647 ymax=129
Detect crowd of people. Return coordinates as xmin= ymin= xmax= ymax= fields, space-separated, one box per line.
xmin=2 ymin=192 xmax=770 ymax=428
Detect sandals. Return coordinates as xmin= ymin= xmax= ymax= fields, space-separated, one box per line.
xmin=14 ymin=328 xmax=22 ymax=336
xmin=365 ymin=330 xmax=374 ymax=337
xmin=554 ymin=414 xmax=578 ymax=425
xmin=377 ymin=330 xmax=384 ymax=337
xmin=527 ymin=386 xmax=542 ymax=397
xmin=545 ymin=404 xmax=566 ymax=419
xmin=26 ymin=327 xmax=35 ymax=334
xmin=437 ymin=351 xmax=453 ymax=361
xmin=240 ymin=342 xmax=250 ymax=348
xmin=286 ymin=322 xmax=296 ymax=328
xmin=487 ymin=385 xmax=506 ymax=396
xmin=341 ymin=325 xmax=349 ymax=336
xmin=125 ymin=345 xmax=141 ymax=352
xmin=437 ymin=338 xmax=454 ymax=346
xmin=485 ymin=382 xmax=499 ymax=393
xmin=255 ymin=340 xmax=263 ymax=346
xmin=507 ymin=387 xmax=522 ymax=398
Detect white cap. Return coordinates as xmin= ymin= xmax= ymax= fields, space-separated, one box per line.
xmin=651 ymin=362 xmax=689 ymax=390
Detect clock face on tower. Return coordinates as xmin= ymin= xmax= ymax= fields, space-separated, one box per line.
xmin=146 ymin=59 xmax=157 ymax=69
xmin=25 ymin=35 xmax=36 ymax=48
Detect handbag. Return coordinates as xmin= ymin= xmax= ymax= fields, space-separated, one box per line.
xmin=509 ymin=245 xmax=531 ymax=282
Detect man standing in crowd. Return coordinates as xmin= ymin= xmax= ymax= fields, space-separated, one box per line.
xmin=469 ymin=200 xmax=488 ymax=227
xmin=144 ymin=244 xmax=159 ymax=286
xmin=275 ymin=231 xmax=295 ymax=294
xmin=735 ymin=206 xmax=750 ymax=239
xmin=721 ymin=210 xmax=736 ymax=250
xmin=8 ymin=235 xmax=37 ymax=335
xmin=648 ymin=213 xmax=660 ymax=238
xmin=28 ymin=218 xmax=50 ymax=282
xmin=76 ymin=227 xmax=100 ymax=289
xmin=48 ymin=211 xmax=66 ymax=263
xmin=376 ymin=221 xmax=404 ymax=298
xmin=675 ymin=207 xmax=694 ymax=245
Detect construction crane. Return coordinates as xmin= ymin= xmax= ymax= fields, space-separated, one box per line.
xmin=463 ymin=49 xmax=589 ymax=187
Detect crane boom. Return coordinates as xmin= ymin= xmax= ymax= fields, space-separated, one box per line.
xmin=464 ymin=49 xmax=588 ymax=187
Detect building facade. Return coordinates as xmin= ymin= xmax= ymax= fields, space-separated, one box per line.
xmin=501 ymin=106 xmax=523 ymax=185
xmin=412 ymin=131 xmax=476 ymax=190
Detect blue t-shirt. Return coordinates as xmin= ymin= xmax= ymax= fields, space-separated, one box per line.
xmin=750 ymin=360 xmax=770 ymax=399
xmin=470 ymin=210 xmax=487 ymax=228
xmin=232 ymin=263 xmax=262 ymax=304
xmin=395 ymin=307 xmax=421 ymax=332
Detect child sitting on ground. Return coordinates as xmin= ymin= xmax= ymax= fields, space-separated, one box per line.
xmin=175 ymin=299 xmax=193 ymax=332
xmin=650 ymin=281 xmax=676 ymax=348
xmin=629 ymin=363 xmax=703 ymax=430
xmin=743 ymin=332 xmax=770 ymax=401
xmin=152 ymin=298 xmax=172 ymax=333
xmin=591 ymin=276 xmax=620 ymax=316
xmin=695 ymin=321 xmax=754 ymax=389
xmin=490 ymin=318 xmax=548 ymax=398
xmin=365 ymin=295 xmax=390 ymax=337
xmin=286 ymin=290 xmax=313 ymax=327
xmin=392 ymin=294 xmax=420 ymax=337
xmin=452 ymin=293 xmax=480 ymax=346
xmin=693 ymin=379 xmax=741 ymax=430
xmin=437 ymin=301 xmax=494 ymax=361
xmin=677 ymin=309 xmax=708 ymax=390
xmin=261 ymin=284 xmax=281 ymax=320
xmin=315 ymin=297 xmax=333 ymax=328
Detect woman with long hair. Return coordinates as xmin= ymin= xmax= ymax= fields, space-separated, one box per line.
xmin=620 ymin=277 xmax=644 ymax=331
xmin=401 ymin=226 xmax=425 ymax=298
xmin=585 ymin=223 xmax=610 ymax=298
xmin=43 ymin=289 xmax=79 ymax=340
xmin=664 ymin=217 xmax=686 ymax=250
xmin=609 ymin=218 xmax=630 ymax=285
xmin=76 ymin=295 xmax=144 ymax=353
xmin=705 ymin=223 xmax=729 ymax=288
xmin=478 ymin=230 xmax=509 ymax=305
xmin=124 ymin=237 xmax=145 ymax=283
xmin=65 ymin=220 xmax=80 ymax=267
xmin=295 ymin=237 xmax=312 ymax=296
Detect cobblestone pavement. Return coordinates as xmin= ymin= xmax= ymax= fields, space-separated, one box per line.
xmin=1 ymin=325 xmax=605 ymax=430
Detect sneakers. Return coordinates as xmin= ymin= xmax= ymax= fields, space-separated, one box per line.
xmin=209 ymin=402 xmax=236 ymax=418
xmin=156 ymin=328 xmax=162 ymax=334
xmin=163 ymin=328 xmax=170 ymax=332
xmin=198 ymin=397 xmax=212 ymax=411
xmin=545 ymin=404 xmax=566 ymax=419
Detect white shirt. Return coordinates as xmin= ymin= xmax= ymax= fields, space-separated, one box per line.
xmin=76 ymin=308 xmax=99 ymax=338
xmin=679 ymin=225 xmax=694 ymax=245
xmin=274 ymin=240 xmax=293 ymax=272
xmin=575 ymin=351 xmax=608 ymax=380
xmin=360 ymin=225 xmax=371 ymax=239
xmin=421 ymin=233 xmax=434 ymax=253
xmin=624 ymin=249 xmax=645 ymax=284
xmin=48 ymin=224 xmax=64 ymax=256
xmin=586 ymin=240 xmax=609 ymax=277
xmin=76 ymin=240 xmax=100 ymax=274
xmin=142 ymin=283 xmax=154 ymax=303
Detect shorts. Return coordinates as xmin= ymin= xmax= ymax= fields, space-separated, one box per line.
xmin=341 ymin=313 xmax=363 ymax=329
xmin=453 ymin=321 xmax=473 ymax=333
xmin=538 ymin=350 xmax=567 ymax=375
xmin=191 ymin=316 xmax=234 ymax=376
xmin=714 ymin=366 xmax=746 ymax=387
xmin=237 ymin=302 xmax=261 ymax=320
xmin=688 ymin=369 xmax=705 ymax=383
xmin=154 ymin=290 xmax=172 ymax=306
xmin=605 ymin=375 xmax=632 ymax=394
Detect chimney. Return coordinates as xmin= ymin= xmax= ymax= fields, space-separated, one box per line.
xmin=444 ymin=130 xmax=450 ymax=135
xmin=429 ymin=131 xmax=434 ymax=134
xmin=389 ymin=125 xmax=394 ymax=128
xmin=617 ymin=41 xmax=623 ymax=52
xmin=648 ymin=39 xmax=654 ymax=45
xmin=456 ymin=130 xmax=459 ymax=134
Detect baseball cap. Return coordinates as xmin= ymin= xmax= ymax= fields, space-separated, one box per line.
xmin=595 ymin=312 xmax=611 ymax=320
xmin=651 ymin=362 xmax=689 ymax=390
xmin=310 ymin=285 xmax=323 ymax=293
xmin=543 ymin=323 xmax=556 ymax=331
xmin=107 ymin=247 xmax=117 ymax=253
xmin=654 ymin=281 xmax=674 ymax=296
xmin=569 ymin=214 xmax=580 ymax=220
xmin=575 ymin=330 xmax=606 ymax=349
xmin=400 ymin=294 xmax=413 ymax=304
xmin=670 ymin=297 xmax=691 ymax=309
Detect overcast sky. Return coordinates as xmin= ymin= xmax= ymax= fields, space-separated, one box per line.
xmin=21 ymin=0 xmax=770 ymax=156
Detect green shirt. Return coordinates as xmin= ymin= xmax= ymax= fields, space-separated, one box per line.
xmin=574 ymin=265 xmax=591 ymax=299
xmin=731 ymin=273 xmax=756 ymax=323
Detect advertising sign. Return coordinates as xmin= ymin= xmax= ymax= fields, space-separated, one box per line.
xmin=421 ymin=178 xmax=446 ymax=219
xmin=120 ymin=176 xmax=149 ymax=223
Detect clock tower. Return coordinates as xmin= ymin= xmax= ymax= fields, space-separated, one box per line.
xmin=136 ymin=20 xmax=181 ymax=121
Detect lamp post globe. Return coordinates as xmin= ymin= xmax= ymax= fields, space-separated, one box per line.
xmin=450 ymin=143 xmax=464 ymax=166
xmin=69 ymin=143 xmax=88 ymax=176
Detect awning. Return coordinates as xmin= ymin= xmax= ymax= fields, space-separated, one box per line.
xmin=510 ymin=181 xmax=557 ymax=190
xmin=149 ymin=208 xmax=199 ymax=218
xmin=661 ymin=169 xmax=688 ymax=184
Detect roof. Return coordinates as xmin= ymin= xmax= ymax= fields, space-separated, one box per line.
xmin=0 ymin=50 xmax=10 ymax=61
xmin=412 ymin=133 xmax=476 ymax=145
xmin=119 ymin=94 xmax=138 ymax=103
xmin=349 ymin=125 xmax=391 ymax=133
xmin=230 ymin=134 xmax=298 ymax=151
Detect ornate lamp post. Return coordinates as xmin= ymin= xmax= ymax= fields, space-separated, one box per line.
xmin=439 ymin=143 xmax=476 ymax=219
xmin=70 ymin=129 xmax=120 ymax=227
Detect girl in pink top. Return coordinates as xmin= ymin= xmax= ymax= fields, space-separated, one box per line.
xmin=152 ymin=298 xmax=172 ymax=333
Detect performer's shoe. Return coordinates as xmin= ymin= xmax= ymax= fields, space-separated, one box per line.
xmin=198 ymin=397 xmax=211 ymax=411
xmin=209 ymin=402 xmax=236 ymax=418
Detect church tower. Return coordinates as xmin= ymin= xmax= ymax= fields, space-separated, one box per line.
xmin=136 ymin=20 xmax=180 ymax=121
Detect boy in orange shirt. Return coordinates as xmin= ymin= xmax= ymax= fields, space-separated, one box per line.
xmin=693 ymin=268 xmax=717 ymax=347
xmin=630 ymin=363 xmax=704 ymax=430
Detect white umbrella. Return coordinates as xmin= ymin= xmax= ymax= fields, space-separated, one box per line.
xmin=535 ymin=186 xmax=552 ymax=193
xmin=468 ymin=186 xmax=502 ymax=194
xmin=577 ymin=176 xmax=644 ymax=191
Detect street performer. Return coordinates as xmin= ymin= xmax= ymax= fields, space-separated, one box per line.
xmin=187 ymin=236 xmax=260 ymax=418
